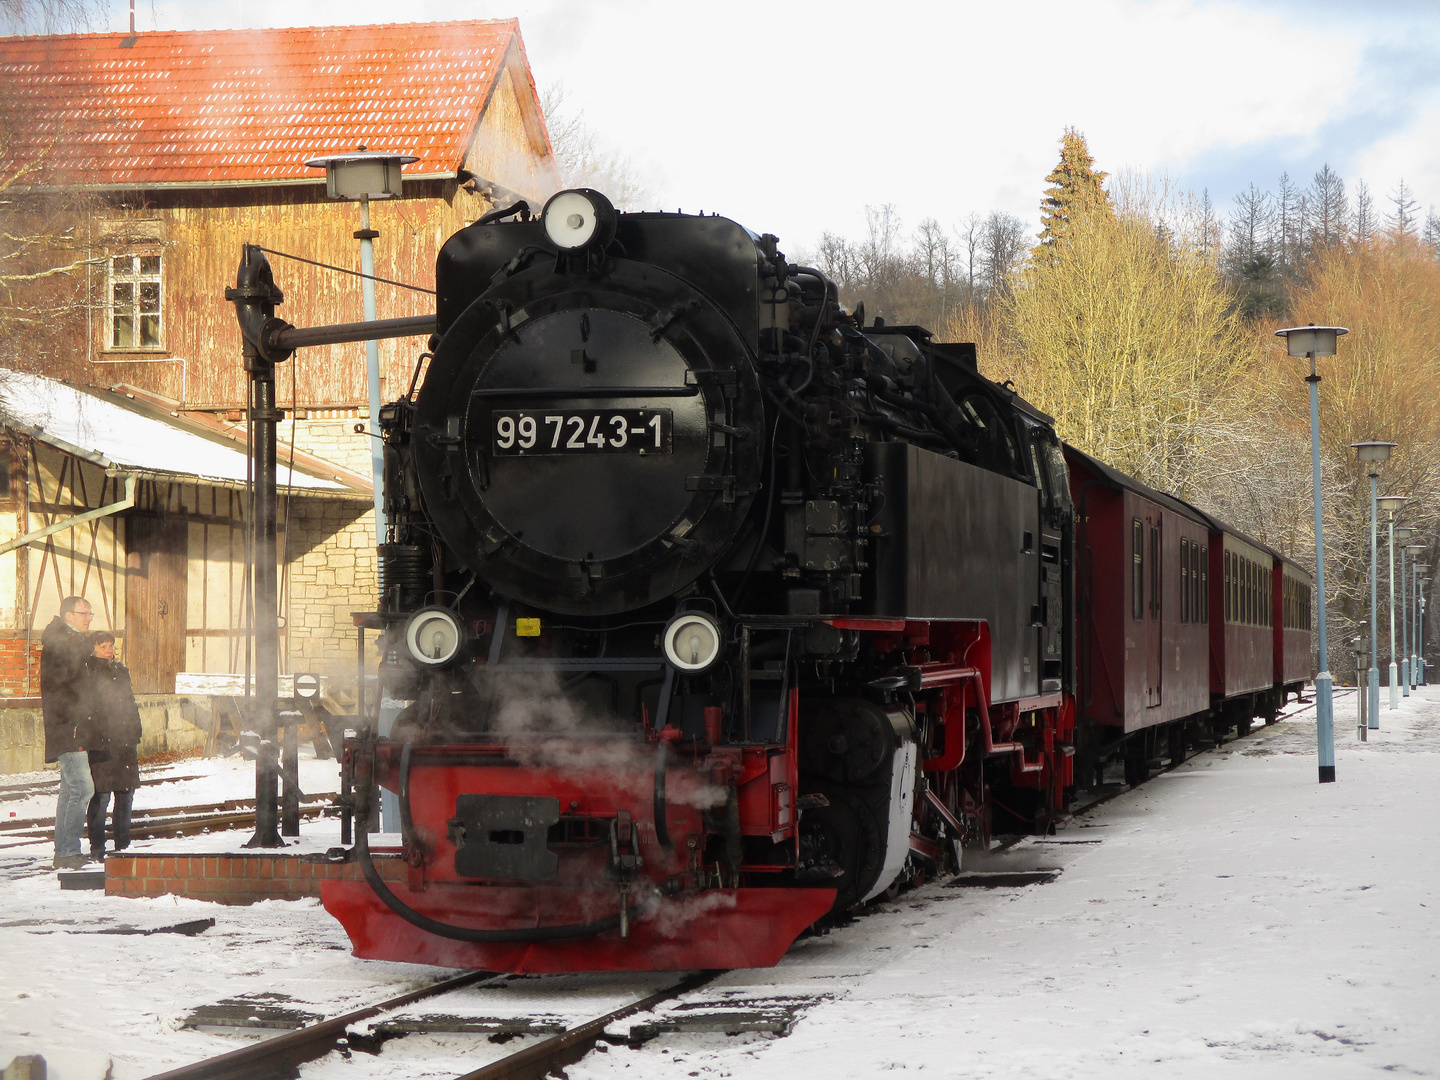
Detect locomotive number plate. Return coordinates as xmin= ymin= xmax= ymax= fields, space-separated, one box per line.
xmin=491 ymin=408 xmax=672 ymax=456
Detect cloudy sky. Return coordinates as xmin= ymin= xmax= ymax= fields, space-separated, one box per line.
xmin=145 ymin=0 xmax=1439 ymax=252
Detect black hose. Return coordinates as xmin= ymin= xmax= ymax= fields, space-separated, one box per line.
xmin=354 ymin=750 xmax=644 ymax=943
xmin=475 ymin=200 xmax=530 ymax=226
xmin=734 ymin=414 xmax=783 ymax=607
xmin=787 ymin=266 xmax=833 ymax=360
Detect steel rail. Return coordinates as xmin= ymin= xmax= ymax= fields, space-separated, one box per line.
xmin=453 ymin=970 xmax=722 ymax=1080
xmin=1 ymin=794 xmax=336 ymax=835
xmin=0 ymin=802 xmax=335 ymax=849
xmin=141 ymin=970 xmax=496 ymax=1080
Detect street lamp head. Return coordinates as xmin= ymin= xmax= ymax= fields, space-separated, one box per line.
xmin=1275 ymin=323 xmax=1348 ymax=358
xmin=1378 ymin=495 xmax=1409 ymax=516
xmin=1406 ymin=544 xmax=1428 ymax=555
xmin=1351 ymin=440 xmax=1397 ymax=464
xmin=1395 ymin=526 xmax=1416 ymax=541
xmin=305 ymin=151 xmax=419 ymax=201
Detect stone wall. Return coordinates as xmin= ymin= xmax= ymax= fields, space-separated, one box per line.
xmin=284 ymin=498 xmax=377 ymax=676
xmin=289 ymin=411 xmax=373 ymax=477
xmin=0 ymin=695 xmax=209 ymax=775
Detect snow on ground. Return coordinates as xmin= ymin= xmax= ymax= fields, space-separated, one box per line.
xmin=0 ymin=749 xmax=341 ymax=827
xmin=1 ymin=687 xmax=1436 ymax=1079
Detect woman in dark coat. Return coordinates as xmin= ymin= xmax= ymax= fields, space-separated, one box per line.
xmin=84 ymin=631 xmax=143 ymax=858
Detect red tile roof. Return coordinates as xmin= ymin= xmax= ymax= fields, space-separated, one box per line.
xmin=0 ymin=20 xmax=546 ymax=188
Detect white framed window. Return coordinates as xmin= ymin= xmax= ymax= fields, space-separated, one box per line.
xmin=108 ymin=253 xmax=163 ymax=349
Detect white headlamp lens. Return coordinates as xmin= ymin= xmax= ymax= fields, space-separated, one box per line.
xmin=663 ymin=613 xmax=722 ymax=673
xmin=544 ymin=191 xmax=599 ymax=249
xmin=405 ymin=608 xmax=462 ymax=666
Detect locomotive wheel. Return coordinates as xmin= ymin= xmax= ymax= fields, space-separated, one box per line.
xmin=799 ymin=784 xmax=886 ymax=912
xmin=1237 ymin=715 xmax=1253 ymax=737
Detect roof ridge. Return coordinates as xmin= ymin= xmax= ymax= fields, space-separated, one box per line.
xmin=0 ymin=18 xmax=519 ymax=44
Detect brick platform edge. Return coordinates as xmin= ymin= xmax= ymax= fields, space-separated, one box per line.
xmin=104 ymin=851 xmax=405 ymax=903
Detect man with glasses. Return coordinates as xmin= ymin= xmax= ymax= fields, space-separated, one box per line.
xmin=42 ymin=596 xmax=98 ymax=869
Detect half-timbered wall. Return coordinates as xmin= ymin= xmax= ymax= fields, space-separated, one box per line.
xmin=0 ymin=434 xmax=372 ymax=696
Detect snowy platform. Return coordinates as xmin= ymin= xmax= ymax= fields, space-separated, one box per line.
xmin=1 ymin=686 xmax=1437 ymax=1078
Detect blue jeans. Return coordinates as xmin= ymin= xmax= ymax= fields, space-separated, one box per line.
xmin=54 ymin=751 xmax=94 ymax=857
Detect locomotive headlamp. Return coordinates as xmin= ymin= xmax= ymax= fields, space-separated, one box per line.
xmin=405 ymin=607 xmax=464 ymax=666
xmin=542 ymin=188 xmax=617 ymax=251
xmin=663 ymin=612 xmax=722 ymax=673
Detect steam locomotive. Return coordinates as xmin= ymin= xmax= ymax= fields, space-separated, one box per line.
xmin=320 ymin=190 xmax=1312 ymax=973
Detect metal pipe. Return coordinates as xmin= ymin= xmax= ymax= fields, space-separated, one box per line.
xmin=269 ymin=315 xmax=436 ymax=352
xmin=1306 ymin=363 xmax=1336 ymax=781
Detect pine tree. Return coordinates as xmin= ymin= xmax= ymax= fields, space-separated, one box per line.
xmin=1423 ymin=208 xmax=1440 ymax=261
xmin=1308 ymin=164 xmax=1348 ymax=250
xmin=1037 ymin=128 xmax=1112 ymax=253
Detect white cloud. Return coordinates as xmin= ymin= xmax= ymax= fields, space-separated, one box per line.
xmin=142 ymin=0 xmax=1438 ymax=245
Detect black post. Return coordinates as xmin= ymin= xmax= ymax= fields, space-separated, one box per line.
xmin=228 ymin=245 xmax=292 ymax=850
xmin=282 ymin=707 xmax=300 ymax=836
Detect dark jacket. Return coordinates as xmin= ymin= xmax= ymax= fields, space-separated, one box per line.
xmin=41 ymin=615 xmax=93 ymax=762
xmin=83 ymin=656 xmax=143 ymax=792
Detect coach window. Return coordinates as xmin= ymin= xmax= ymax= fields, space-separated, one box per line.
xmin=1223 ymin=551 xmax=1231 ymax=622
xmin=1150 ymin=526 xmax=1160 ymax=618
xmin=1180 ymin=539 xmax=1190 ymax=622
xmin=1201 ymin=546 xmax=1209 ymax=623
xmin=1191 ymin=543 xmax=1200 ymax=621
xmin=1132 ymin=519 xmax=1144 ymax=621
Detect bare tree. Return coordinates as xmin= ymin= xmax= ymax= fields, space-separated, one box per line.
xmin=1386 ymin=179 xmax=1419 ymax=239
xmin=979 ymin=212 xmax=1026 ymax=299
xmin=1352 ymin=180 xmax=1377 ymax=246
xmin=539 ymin=83 xmax=656 ymax=210
xmin=0 ymin=0 xmax=105 ymax=34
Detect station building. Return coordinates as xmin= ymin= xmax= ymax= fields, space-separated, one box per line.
xmin=0 ymin=20 xmax=561 ymax=771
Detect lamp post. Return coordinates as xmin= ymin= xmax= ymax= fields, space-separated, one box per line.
xmin=1351 ymin=636 xmax=1367 ymax=741
xmin=1417 ymin=570 xmax=1430 ymax=685
xmin=1352 ymin=441 xmax=1396 ymax=729
xmin=1277 ymin=324 xmax=1347 ymax=783
xmin=1377 ymin=496 xmax=1407 ymax=709
xmin=1408 ymin=552 xmax=1428 ymax=689
xmin=305 ymin=151 xmax=418 ymax=547
xmin=1396 ymin=527 xmax=1417 ymax=693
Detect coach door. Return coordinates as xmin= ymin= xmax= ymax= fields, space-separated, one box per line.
xmin=1146 ymin=516 xmax=1162 ymax=707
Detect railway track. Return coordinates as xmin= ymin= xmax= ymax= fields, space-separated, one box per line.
xmin=0 ymin=771 xmax=208 ymax=803
xmin=145 ymin=969 xmax=721 ymax=1080
xmin=0 ymin=793 xmax=338 ymax=849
